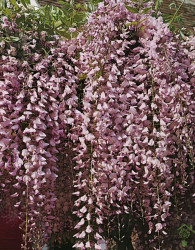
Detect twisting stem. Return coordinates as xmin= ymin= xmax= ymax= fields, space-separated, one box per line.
xmin=24 ymin=184 xmax=28 ymax=250
xmin=151 ymin=77 xmax=160 ymax=201
xmin=117 ymin=214 xmax=121 ymax=241
xmin=169 ymin=0 xmax=184 ymax=26
xmin=87 ymin=142 xmax=94 ymax=243
xmin=151 ymin=75 xmax=161 ymax=250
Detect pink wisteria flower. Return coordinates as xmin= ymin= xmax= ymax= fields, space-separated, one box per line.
xmin=0 ymin=0 xmax=194 ymax=249
xmin=71 ymin=0 xmax=194 ymax=249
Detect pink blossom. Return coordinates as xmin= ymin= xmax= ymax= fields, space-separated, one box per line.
xmin=155 ymin=223 xmax=163 ymax=232
xmin=75 ymin=218 xmax=85 ymax=229
xmin=86 ymin=225 xmax=93 ymax=233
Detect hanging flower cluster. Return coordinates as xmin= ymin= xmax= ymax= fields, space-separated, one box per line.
xmin=0 ymin=1 xmax=194 ymax=249
xmin=0 ymin=15 xmax=79 ymax=248
xmin=72 ymin=0 xmax=194 ymax=249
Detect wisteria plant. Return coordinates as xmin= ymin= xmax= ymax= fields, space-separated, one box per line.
xmin=0 ymin=0 xmax=194 ymax=249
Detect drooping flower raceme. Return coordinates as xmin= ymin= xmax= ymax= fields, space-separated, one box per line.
xmin=0 ymin=18 xmax=79 ymax=248
xmin=72 ymin=0 xmax=194 ymax=248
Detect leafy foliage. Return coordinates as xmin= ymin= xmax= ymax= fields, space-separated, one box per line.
xmin=0 ymin=0 xmax=100 ymax=39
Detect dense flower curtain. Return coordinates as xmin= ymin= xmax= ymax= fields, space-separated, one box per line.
xmin=0 ymin=0 xmax=194 ymax=249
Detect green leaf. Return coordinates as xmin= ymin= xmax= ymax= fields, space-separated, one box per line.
xmin=20 ymin=0 xmax=28 ymax=8
xmin=74 ymin=12 xmax=86 ymax=25
xmin=45 ymin=5 xmax=51 ymax=22
xmin=58 ymin=0 xmax=69 ymax=5
xmin=76 ymin=4 xmax=82 ymax=8
xmin=143 ymin=0 xmax=152 ymax=3
xmin=79 ymin=73 xmax=87 ymax=80
xmin=90 ymin=0 xmax=104 ymax=4
xmin=11 ymin=13 xmax=16 ymax=19
xmin=9 ymin=36 xmax=20 ymax=42
xmin=140 ymin=25 xmax=146 ymax=31
xmin=142 ymin=7 xmax=152 ymax=14
xmin=126 ymin=21 xmax=138 ymax=26
xmin=125 ymin=6 xmax=139 ymax=13
xmin=54 ymin=20 xmax=63 ymax=29
xmin=10 ymin=0 xmax=16 ymax=5
xmin=55 ymin=30 xmax=71 ymax=39
xmin=14 ymin=4 xmax=20 ymax=10
xmin=169 ymin=3 xmax=177 ymax=9
xmin=62 ymin=6 xmax=74 ymax=18
xmin=0 ymin=0 xmax=6 ymax=10
xmin=4 ymin=8 xmax=11 ymax=15
xmin=182 ymin=240 xmax=188 ymax=247
xmin=139 ymin=18 xmax=148 ymax=24
xmin=155 ymin=0 xmax=163 ymax=11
